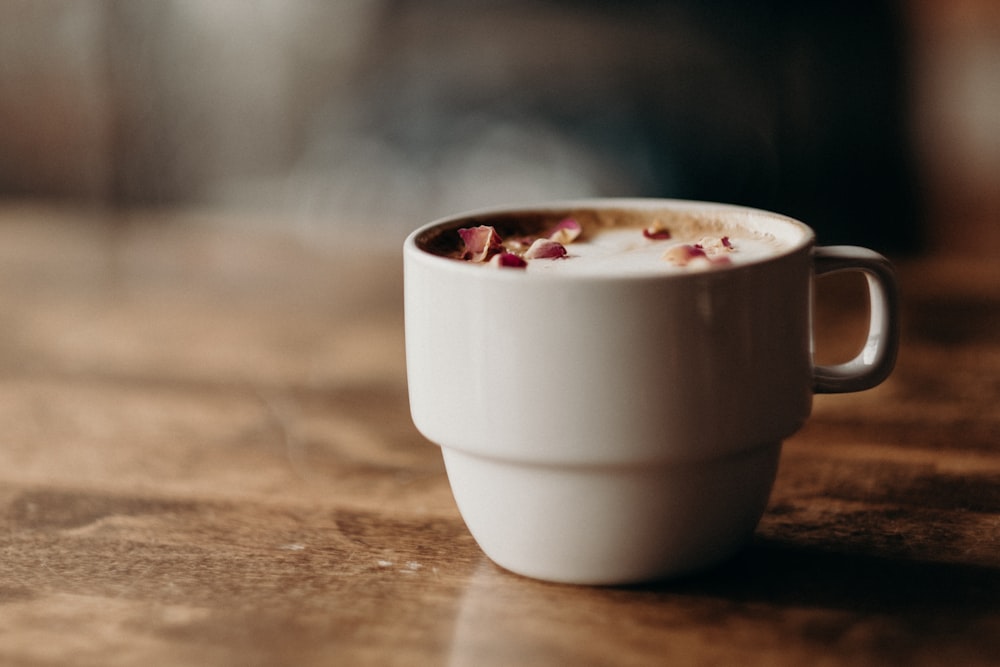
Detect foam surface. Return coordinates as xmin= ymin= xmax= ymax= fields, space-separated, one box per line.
xmin=526 ymin=224 xmax=790 ymax=275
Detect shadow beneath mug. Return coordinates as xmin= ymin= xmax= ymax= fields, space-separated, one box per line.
xmin=655 ymin=537 xmax=1000 ymax=616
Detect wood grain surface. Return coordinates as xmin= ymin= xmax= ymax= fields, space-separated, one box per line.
xmin=0 ymin=203 xmax=996 ymax=666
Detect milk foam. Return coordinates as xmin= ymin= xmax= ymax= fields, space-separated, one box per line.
xmin=419 ymin=205 xmax=809 ymax=275
xmin=526 ymin=224 xmax=791 ymax=276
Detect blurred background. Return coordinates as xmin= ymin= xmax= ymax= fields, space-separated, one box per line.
xmin=0 ymin=0 xmax=997 ymax=255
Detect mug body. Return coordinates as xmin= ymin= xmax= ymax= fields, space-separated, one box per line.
xmin=404 ymin=199 xmax=816 ymax=583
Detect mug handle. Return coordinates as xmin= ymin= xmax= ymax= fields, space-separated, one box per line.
xmin=812 ymin=246 xmax=900 ymax=394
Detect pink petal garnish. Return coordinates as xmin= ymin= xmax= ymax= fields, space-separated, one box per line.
xmin=662 ymin=244 xmax=707 ymax=266
xmin=642 ymin=221 xmax=672 ymax=240
xmin=458 ymin=225 xmax=503 ymax=262
xmin=489 ymin=252 xmax=528 ymax=268
xmin=524 ymin=238 xmax=568 ymax=259
xmin=695 ymin=236 xmax=734 ymax=254
xmin=503 ymin=237 xmax=531 ymax=253
xmin=663 ymin=241 xmax=734 ymax=267
xmin=545 ymin=218 xmax=582 ymax=244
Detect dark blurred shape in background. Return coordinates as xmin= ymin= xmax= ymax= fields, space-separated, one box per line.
xmin=0 ymin=1 xmax=997 ymax=254
xmin=347 ymin=0 xmax=922 ymax=252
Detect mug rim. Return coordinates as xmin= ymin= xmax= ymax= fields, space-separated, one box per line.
xmin=404 ymin=198 xmax=816 ymax=281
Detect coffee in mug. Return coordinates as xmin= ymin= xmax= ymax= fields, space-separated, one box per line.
xmin=405 ymin=199 xmax=898 ymax=585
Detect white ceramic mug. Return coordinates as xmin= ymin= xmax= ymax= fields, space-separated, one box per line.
xmin=404 ymin=199 xmax=899 ymax=585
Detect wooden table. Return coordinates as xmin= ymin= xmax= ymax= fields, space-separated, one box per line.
xmin=0 ymin=202 xmax=996 ymax=666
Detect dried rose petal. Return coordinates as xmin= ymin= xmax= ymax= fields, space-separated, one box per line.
xmin=642 ymin=220 xmax=672 ymax=240
xmin=503 ymin=237 xmax=532 ymax=253
xmin=662 ymin=244 xmax=707 ymax=266
xmin=458 ymin=225 xmax=503 ymax=262
xmin=489 ymin=252 xmax=528 ymax=268
xmin=663 ymin=242 xmax=734 ymax=268
xmin=545 ymin=218 xmax=582 ymax=244
xmin=524 ymin=238 xmax=568 ymax=259
xmin=695 ymin=236 xmax=734 ymax=255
